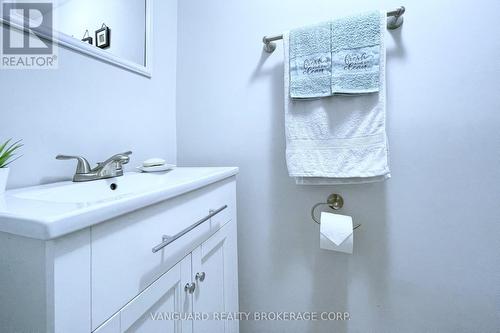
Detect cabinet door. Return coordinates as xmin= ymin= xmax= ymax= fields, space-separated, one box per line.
xmin=192 ymin=221 xmax=239 ymax=333
xmin=120 ymin=255 xmax=193 ymax=333
xmin=94 ymin=312 xmax=120 ymax=333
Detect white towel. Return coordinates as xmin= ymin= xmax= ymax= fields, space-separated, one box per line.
xmin=283 ymin=14 xmax=390 ymax=184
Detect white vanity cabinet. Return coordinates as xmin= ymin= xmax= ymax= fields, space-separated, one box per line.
xmin=96 ymin=221 xmax=238 ymax=333
xmin=118 ymin=254 xmax=192 ymax=333
xmin=192 ymin=220 xmax=239 ymax=333
xmin=0 ymin=168 xmax=239 ymax=333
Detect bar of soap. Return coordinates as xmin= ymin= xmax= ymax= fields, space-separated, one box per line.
xmin=143 ymin=158 xmax=166 ymax=167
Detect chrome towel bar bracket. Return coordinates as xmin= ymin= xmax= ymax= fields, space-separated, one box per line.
xmin=386 ymin=6 xmax=405 ymax=30
xmin=263 ymin=6 xmax=406 ymax=53
xmin=311 ymin=193 xmax=361 ymax=230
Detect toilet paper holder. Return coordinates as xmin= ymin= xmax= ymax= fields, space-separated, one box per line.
xmin=311 ymin=193 xmax=361 ymax=230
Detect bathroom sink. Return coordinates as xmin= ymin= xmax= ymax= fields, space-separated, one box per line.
xmin=0 ymin=167 xmax=238 ymax=240
xmin=13 ymin=172 xmax=166 ymax=204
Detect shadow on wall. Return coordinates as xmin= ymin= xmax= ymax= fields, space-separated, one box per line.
xmin=242 ymin=34 xmax=405 ymax=332
xmin=387 ymin=26 xmax=406 ymax=59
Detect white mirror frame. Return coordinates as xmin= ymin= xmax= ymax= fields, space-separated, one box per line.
xmin=0 ymin=0 xmax=152 ymax=77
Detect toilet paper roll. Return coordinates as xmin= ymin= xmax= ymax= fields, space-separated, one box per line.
xmin=320 ymin=212 xmax=353 ymax=254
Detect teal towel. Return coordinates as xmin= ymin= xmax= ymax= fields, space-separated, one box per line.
xmin=288 ymin=10 xmax=383 ymax=99
xmin=331 ymin=10 xmax=382 ymax=94
xmin=289 ymin=22 xmax=332 ymax=99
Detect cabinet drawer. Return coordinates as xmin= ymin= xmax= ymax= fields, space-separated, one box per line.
xmin=91 ymin=178 xmax=235 ymax=331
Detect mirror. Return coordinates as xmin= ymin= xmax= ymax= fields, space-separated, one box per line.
xmin=55 ymin=0 xmax=149 ymax=70
xmin=1 ymin=0 xmax=152 ymax=77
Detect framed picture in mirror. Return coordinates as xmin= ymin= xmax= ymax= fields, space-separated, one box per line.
xmin=95 ymin=24 xmax=110 ymax=49
xmin=82 ymin=30 xmax=93 ymax=45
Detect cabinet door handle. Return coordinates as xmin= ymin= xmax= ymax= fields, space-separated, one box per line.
xmin=195 ymin=272 xmax=206 ymax=282
xmin=152 ymin=205 xmax=227 ymax=253
xmin=184 ymin=282 xmax=196 ymax=293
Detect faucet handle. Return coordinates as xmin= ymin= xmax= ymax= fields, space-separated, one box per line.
xmin=56 ymin=155 xmax=91 ymax=174
xmin=120 ymin=151 xmax=132 ymax=160
xmin=116 ymin=151 xmax=132 ymax=166
xmin=118 ymin=151 xmax=132 ymax=165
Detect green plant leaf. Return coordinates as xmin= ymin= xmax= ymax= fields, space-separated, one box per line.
xmin=2 ymin=154 xmax=22 ymax=167
xmin=0 ymin=139 xmax=23 ymax=168
xmin=0 ymin=139 xmax=12 ymax=156
xmin=0 ymin=154 xmax=12 ymax=167
xmin=5 ymin=142 xmax=23 ymax=155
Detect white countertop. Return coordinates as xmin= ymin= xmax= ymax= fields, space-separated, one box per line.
xmin=0 ymin=167 xmax=238 ymax=240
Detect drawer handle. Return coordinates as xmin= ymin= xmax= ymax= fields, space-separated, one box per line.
xmin=195 ymin=272 xmax=206 ymax=282
xmin=152 ymin=205 xmax=228 ymax=253
xmin=184 ymin=282 xmax=196 ymax=293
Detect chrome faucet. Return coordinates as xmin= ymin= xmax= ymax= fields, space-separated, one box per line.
xmin=56 ymin=151 xmax=132 ymax=182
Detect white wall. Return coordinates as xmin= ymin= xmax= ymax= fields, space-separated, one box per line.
xmin=0 ymin=0 xmax=177 ymax=188
xmin=176 ymin=0 xmax=500 ymax=332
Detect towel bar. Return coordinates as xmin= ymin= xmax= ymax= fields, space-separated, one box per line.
xmin=263 ymin=6 xmax=406 ymax=53
xmin=311 ymin=193 xmax=361 ymax=230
